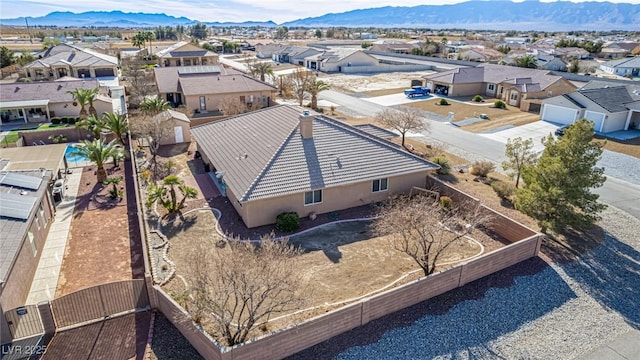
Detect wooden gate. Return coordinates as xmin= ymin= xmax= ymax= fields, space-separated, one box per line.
xmin=4 ymin=305 xmax=44 ymax=339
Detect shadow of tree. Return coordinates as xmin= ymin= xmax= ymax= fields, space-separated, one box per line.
xmin=554 ymin=230 xmax=640 ymax=329
xmin=287 ymin=221 xmax=375 ymax=264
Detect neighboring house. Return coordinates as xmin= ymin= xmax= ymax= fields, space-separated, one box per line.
xmin=153 ymin=109 xmax=192 ymax=145
xmin=598 ymin=43 xmax=629 ymax=59
xmin=0 ymin=170 xmax=56 ymax=341
xmin=459 ymin=48 xmax=504 ymax=63
xmin=305 ymin=49 xmax=379 ymax=73
xmin=540 ymin=83 xmax=640 ymax=133
xmin=369 ymin=43 xmax=418 ymax=54
xmin=0 ymin=79 xmax=123 ymax=125
xmin=272 ymin=46 xmax=322 ymax=66
xmin=191 ymin=105 xmax=439 ymax=228
xmin=600 ymin=57 xmax=640 ymax=78
xmin=554 ymin=47 xmax=590 ymax=59
xmin=422 ymin=64 xmax=577 ymax=111
xmin=153 ymin=65 xmax=277 ymax=116
xmin=536 ymin=55 xmax=567 ymax=72
xmin=155 ymin=41 xmax=219 ymax=67
xmin=256 ymin=43 xmax=285 ymax=59
xmin=22 ymin=43 xmax=118 ymax=81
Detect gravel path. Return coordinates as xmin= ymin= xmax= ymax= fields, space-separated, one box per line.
xmin=288 ymin=205 xmax=640 ymax=360
xmin=598 ymin=150 xmax=640 ymax=185
xmin=148 ymin=312 xmax=203 ymax=360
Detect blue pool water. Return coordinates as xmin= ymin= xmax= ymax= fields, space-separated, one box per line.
xmin=65 ymin=144 xmax=90 ymax=163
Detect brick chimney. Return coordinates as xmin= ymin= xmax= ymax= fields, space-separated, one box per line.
xmin=299 ymin=110 xmax=314 ymax=139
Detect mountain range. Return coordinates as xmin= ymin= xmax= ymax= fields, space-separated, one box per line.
xmin=0 ymin=1 xmax=639 ymax=30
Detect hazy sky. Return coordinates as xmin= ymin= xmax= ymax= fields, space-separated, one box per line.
xmin=2 ymin=0 xmax=638 ymax=23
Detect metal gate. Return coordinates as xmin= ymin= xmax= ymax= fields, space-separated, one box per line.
xmin=4 ymin=305 xmax=44 ymax=340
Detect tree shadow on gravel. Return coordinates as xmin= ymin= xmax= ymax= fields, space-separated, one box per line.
xmin=287 ymin=257 xmax=576 ymax=360
xmin=553 ymin=230 xmax=640 ymax=330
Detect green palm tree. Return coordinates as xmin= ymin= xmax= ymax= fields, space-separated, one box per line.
xmin=76 ymin=115 xmax=106 ymax=140
xmin=308 ymin=79 xmax=330 ymax=110
xmin=86 ymin=87 xmax=100 ymax=117
xmin=71 ymin=139 xmax=122 ymax=182
xmin=67 ymin=88 xmax=91 ymax=119
xmin=132 ymin=33 xmax=145 ymax=49
xmin=252 ymin=62 xmax=274 ymax=82
xmin=143 ymin=31 xmax=154 ymax=54
xmin=146 ymin=175 xmax=198 ymax=214
xmin=516 ymin=54 xmax=538 ymax=69
xmin=140 ymin=97 xmax=170 ymax=116
xmin=103 ymin=176 xmax=123 ymax=199
xmin=177 ymin=183 xmax=198 ymax=209
xmin=103 ymin=113 xmax=128 ymax=144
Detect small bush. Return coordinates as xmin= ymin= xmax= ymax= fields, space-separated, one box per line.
xmin=439 ymin=196 xmax=452 ymax=210
xmin=50 ymin=117 xmax=62 ymax=124
xmin=491 ymin=180 xmax=516 ymax=200
xmin=276 ymin=212 xmax=300 ymax=232
xmin=60 ymin=117 xmax=69 ymax=124
xmin=67 ymin=117 xmax=77 ymax=125
xmin=469 ymin=161 xmax=495 ymax=177
xmin=472 ymin=95 xmax=483 ymax=102
xmin=439 ymin=98 xmax=449 ymax=105
xmin=430 ymin=156 xmax=451 ymax=175
xmin=494 ymin=100 xmax=506 ymax=109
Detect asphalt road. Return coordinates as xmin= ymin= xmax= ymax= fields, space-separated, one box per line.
xmin=319 ymin=90 xmax=640 ymax=219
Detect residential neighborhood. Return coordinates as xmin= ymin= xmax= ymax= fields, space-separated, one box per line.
xmin=0 ymin=2 xmax=639 ymax=359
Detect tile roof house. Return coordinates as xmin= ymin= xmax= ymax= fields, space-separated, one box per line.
xmin=459 ymin=48 xmax=505 ymax=62
xmin=304 ymin=49 xmax=379 ymax=72
xmin=154 ymin=41 xmax=219 ymax=67
xmin=0 ymin=79 xmax=120 ymax=125
xmin=541 ymin=82 xmax=640 ymax=133
xmin=22 ymin=43 xmax=118 ymax=81
xmin=153 ymin=65 xmax=276 ymax=120
xmin=423 ymin=64 xmax=577 ymax=111
xmin=600 ymin=57 xmax=640 ymax=78
xmin=0 ymin=170 xmax=55 ymax=342
xmin=191 ymin=105 xmax=439 ymax=228
xmin=272 ymin=46 xmax=322 ymax=65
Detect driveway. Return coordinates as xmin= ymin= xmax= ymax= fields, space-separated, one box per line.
xmin=363 ymin=92 xmax=433 ymax=107
xmin=479 ymin=121 xmax=561 ymax=153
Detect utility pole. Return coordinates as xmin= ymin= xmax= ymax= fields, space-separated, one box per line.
xmin=25 ymin=17 xmax=33 ymax=44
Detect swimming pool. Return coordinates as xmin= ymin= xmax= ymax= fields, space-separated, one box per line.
xmin=65 ymin=144 xmax=90 ymax=164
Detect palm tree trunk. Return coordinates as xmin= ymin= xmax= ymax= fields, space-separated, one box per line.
xmin=96 ymin=166 xmax=107 ymax=183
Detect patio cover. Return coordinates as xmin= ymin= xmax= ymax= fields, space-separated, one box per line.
xmin=0 ymin=99 xmax=50 ymax=109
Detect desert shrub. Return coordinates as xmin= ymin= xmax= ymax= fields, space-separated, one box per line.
xmin=494 ymin=100 xmax=506 ymax=109
xmin=276 ymin=212 xmax=300 ymax=232
xmin=430 ymin=156 xmax=451 ymax=175
xmin=491 ymin=180 xmax=516 ymax=200
xmin=469 ymin=161 xmax=495 ymax=177
xmin=439 ymin=98 xmax=449 ymax=105
xmin=472 ymin=95 xmax=483 ymax=102
xmin=50 ymin=117 xmax=62 ymax=124
xmin=439 ymin=195 xmax=452 ymax=210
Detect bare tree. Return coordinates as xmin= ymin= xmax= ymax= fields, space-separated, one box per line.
xmin=374 ymin=195 xmax=491 ymax=276
xmin=375 ymin=108 xmax=429 ymax=149
xmin=185 ymin=235 xmax=306 ymax=346
xmin=218 ymin=97 xmax=247 ymax=116
xmin=289 ymin=68 xmax=315 ymax=106
xmin=121 ymin=55 xmax=156 ymax=108
xmin=129 ymin=112 xmax=173 ymax=179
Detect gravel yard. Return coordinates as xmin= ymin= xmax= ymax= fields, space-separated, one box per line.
xmin=288 ymin=205 xmax=640 ymax=359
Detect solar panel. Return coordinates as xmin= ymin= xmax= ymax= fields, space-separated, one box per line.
xmin=0 ymin=172 xmax=43 ymax=190
xmin=0 ymin=192 xmax=37 ymax=220
xmin=177 ymin=65 xmax=221 ymax=75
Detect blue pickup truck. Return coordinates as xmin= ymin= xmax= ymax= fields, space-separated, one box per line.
xmin=404 ymin=86 xmax=431 ymax=98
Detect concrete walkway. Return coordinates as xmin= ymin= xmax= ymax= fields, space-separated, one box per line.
xmin=581 ymin=329 xmax=640 ymax=360
xmin=26 ymin=170 xmax=82 ymax=304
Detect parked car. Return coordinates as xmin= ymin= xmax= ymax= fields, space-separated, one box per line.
xmin=555 ymin=125 xmax=570 ymax=137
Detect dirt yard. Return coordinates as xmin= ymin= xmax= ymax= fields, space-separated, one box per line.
xmin=319 ymin=71 xmax=435 ymax=94
xmin=56 ymin=162 xmax=145 ymax=297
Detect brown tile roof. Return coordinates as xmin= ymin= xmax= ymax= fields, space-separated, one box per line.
xmin=191 ymin=105 xmax=438 ymax=202
xmin=0 ymin=79 xmax=101 ymax=103
xmin=179 ymin=74 xmax=276 ymax=96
